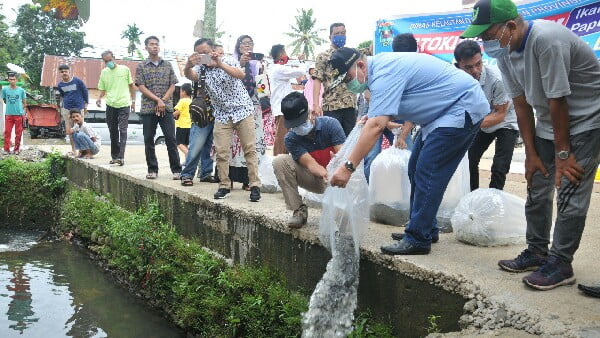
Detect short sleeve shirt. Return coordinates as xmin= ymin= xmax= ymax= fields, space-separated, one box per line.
xmin=496 ymin=20 xmax=600 ymax=140
xmin=366 ymin=52 xmax=489 ymax=139
xmin=174 ymin=97 xmax=192 ymax=128
xmin=479 ymin=66 xmax=518 ymax=133
xmin=194 ymin=55 xmax=254 ymax=124
xmin=1 ymin=86 xmax=26 ymax=115
xmin=314 ymin=47 xmax=357 ymax=112
xmin=97 ymin=65 xmax=133 ymax=109
xmin=72 ymin=122 xmax=101 ymax=149
xmin=285 ymin=116 xmax=346 ymax=167
xmin=135 ymin=59 xmax=178 ymax=115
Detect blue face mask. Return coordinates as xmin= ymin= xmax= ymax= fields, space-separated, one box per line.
xmin=331 ymin=35 xmax=346 ymax=48
xmin=483 ymin=24 xmax=512 ymax=59
xmin=346 ymin=64 xmax=368 ymax=94
xmin=106 ymin=61 xmax=116 ymax=69
xmin=291 ymin=120 xmax=313 ymax=136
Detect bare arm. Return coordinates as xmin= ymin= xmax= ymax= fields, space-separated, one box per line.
xmin=480 ymin=102 xmax=509 ymax=129
xmin=550 ymin=96 xmax=583 ymax=186
xmin=348 ymin=115 xmax=390 ymax=166
xmin=312 ymin=78 xmax=323 ymax=115
xmin=513 ymin=95 xmax=536 ymax=156
xmin=298 ymin=153 xmax=328 ymax=182
xmin=213 ymin=53 xmax=245 ymax=79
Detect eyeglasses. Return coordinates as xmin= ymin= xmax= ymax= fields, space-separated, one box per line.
xmin=240 ymin=41 xmax=254 ymax=47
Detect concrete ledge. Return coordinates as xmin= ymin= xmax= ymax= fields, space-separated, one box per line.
xmin=44 ymin=145 xmax=600 ymax=337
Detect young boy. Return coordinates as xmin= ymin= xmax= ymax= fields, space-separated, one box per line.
xmin=2 ymin=73 xmax=26 ymax=155
xmin=67 ymin=110 xmax=100 ymax=158
xmin=174 ymin=83 xmax=192 ymax=156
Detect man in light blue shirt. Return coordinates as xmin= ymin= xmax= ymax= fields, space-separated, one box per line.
xmin=329 ymin=48 xmax=489 ymax=255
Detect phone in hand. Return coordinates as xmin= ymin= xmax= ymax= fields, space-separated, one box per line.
xmin=199 ymin=53 xmax=213 ymax=65
xmin=250 ymin=52 xmax=264 ymax=61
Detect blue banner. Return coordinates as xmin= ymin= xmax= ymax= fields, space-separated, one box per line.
xmin=374 ymin=0 xmax=600 ymax=63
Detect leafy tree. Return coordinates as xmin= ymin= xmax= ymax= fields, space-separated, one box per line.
xmin=203 ymin=0 xmax=217 ymax=40
xmin=0 ymin=5 xmax=24 ymax=76
xmin=358 ymin=40 xmax=372 ymax=50
xmin=285 ymin=8 xmax=327 ymax=59
xmin=14 ymin=4 xmax=89 ymax=89
xmin=121 ymin=23 xmax=144 ymax=57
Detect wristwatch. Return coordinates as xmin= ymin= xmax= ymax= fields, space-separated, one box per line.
xmin=557 ymin=150 xmax=570 ymax=160
xmin=344 ymin=160 xmax=356 ymax=173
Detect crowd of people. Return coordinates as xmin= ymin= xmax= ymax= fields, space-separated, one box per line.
xmin=4 ymin=0 xmax=598 ymax=295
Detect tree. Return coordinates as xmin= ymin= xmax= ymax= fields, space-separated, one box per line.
xmin=14 ymin=4 xmax=89 ymax=89
xmin=203 ymin=0 xmax=217 ymax=40
xmin=358 ymin=40 xmax=372 ymax=50
xmin=121 ymin=23 xmax=144 ymax=57
xmin=0 ymin=4 xmax=24 ymax=76
xmin=285 ymin=8 xmax=327 ymax=60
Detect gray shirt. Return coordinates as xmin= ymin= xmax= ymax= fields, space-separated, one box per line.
xmin=497 ymin=19 xmax=600 ymax=140
xmin=479 ymin=66 xmax=518 ymax=133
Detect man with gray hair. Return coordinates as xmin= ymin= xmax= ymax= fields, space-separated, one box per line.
xmin=96 ymin=50 xmax=136 ymax=166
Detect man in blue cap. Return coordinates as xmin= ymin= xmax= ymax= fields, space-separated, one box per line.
xmin=462 ymin=0 xmax=600 ymax=290
xmin=328 ymin=47 xmax=489 ymax=255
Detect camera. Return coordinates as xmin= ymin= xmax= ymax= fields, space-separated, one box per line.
xmin=250 ymin=52 xmax=264 ymax=61
xmin=198 ymin=54 xmax=213 ymax=65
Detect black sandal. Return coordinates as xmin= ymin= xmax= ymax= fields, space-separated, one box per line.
xmin=181 ymin=177 xmax=194 ymax=186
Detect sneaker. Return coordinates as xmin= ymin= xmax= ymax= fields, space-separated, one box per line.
xmin=214 ymin=188 xmax=231 ymax=199
xmin=114 ymin=159 xmax=124 ymax=166
xmin=199 ymin=175 xmax=218 ymax=183
xmin=498 ymin=248 xmax=547 ymax=273
xmin=381 ymin=239 xmax=430 ymax=255
xmin=522 ymin=255 xmax=576 ymax=291
xmin=172 ymin=172 xmax=181 ymax=180
xmin=288 ymin=204 xmax=308 ymax=229
xmin=249 ymin=186 xmax=261 ymax=202
xmin=391 ymin=232 xmax=439 ymax=243
xmin=109 ymin=159 xmax=117 ymax=164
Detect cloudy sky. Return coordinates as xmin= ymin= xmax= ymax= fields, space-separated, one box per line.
xmin=2 ymin=0 xmax=462 ymax=57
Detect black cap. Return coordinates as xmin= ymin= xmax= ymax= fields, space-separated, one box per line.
xmin=281 ymin=92 xmax=309 ymax=129
xmin=329 ymin=47 xmax=361 ymax=89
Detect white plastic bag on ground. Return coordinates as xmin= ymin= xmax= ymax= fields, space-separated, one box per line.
xmin=319 ymin=124 xmax=369 ymax=255
xmin=259 ymin=155 xmax=280 ymax=193
xmin=437 ymin=154 xmax=470 ymax=232
xmin=451 ymin=188 xmax=526 ymax=246
xmin=369 ymin=147 xmax=411 ymax=225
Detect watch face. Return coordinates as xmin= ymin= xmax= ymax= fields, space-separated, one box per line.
xmin=558 ymin=151 xmax=569 ymax=159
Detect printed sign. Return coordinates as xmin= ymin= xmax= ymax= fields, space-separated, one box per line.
xmin=374 ymin=0 xmax=600 ymax=63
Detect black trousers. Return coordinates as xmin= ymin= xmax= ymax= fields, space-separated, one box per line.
xmin=468 ymin=128 xmax=518 ymax=191
xmin=141 ymin=113 xmax=181 ymax=174
xmin=106 ymin=105 xmax=129 ymax=160
xmin=324 ymin=107 xmax=357 ymax=136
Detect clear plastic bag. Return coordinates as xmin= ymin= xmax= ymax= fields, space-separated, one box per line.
xmin=319 ymin=125 xmax=369 ymax=255
xmin=437 ymin=154 xmax=470 ymax=232
xmin=299 ymin=188 xmax=323 ymax=209
xmin=368 ymin=147 xmax=411 ymax=225
xmin=451 ymin=188 xmax=526 ymax=246
xmin=258 ymin=155 xmax=280 ymax=193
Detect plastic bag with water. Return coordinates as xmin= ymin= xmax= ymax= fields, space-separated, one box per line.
xmin=451 ymin=188 xmax=526 ymax=246
xmin=437 ymin=154 xmax=470 ymax=232
xmin=299 ymin=188 xmax=323 ymax=209
xmin=258 ymin=155 xmax=280 ymax=193
xmin=368 ymin=147 xmax=411 ymax=225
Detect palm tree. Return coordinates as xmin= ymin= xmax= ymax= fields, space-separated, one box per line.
xmin=285 ymin=8 xmax=326 ymax=59
xmin=121 ymin=23 xmax=144 ymax=57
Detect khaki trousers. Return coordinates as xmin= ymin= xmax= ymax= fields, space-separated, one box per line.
xmin=214 ymin=115 xmax=261 ymax=189
xmin=273 ymin=154 xmax=327 ymax=210
xmin=273 ymin=115 xmax=288 ymax=156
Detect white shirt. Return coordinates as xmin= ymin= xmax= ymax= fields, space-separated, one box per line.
xmin=72 ymin=122 xmax=101 ymax=149
xmin=268 ymin=63 xmax=307 ymax=117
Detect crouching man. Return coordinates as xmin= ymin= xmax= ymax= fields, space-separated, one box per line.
xmin=273 ymin=92 xmax=346 ymax=228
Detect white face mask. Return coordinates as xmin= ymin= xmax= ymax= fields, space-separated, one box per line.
xmin=483 ymin=23 xmax=512 ymax=59
xmin=291 ymin=120 xmax=313 ymax=136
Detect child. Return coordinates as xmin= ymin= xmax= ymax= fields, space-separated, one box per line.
xmin=174 ymin=83 xmax=192 ymax=156
xmin=67 ymin=110 xmax=100 ymax=158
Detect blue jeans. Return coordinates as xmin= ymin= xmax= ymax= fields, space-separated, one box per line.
xmin=181 ymin=122 xmax=214 ymax=179
xmin=364 ymin=128 xmax=414 ymax=183
xmin=405 ymin=114 xmax=480 ymax=248
xmin=72 ymin=132 xmax=99 ymax=155
xmin=197 ymin=129 xmax=214 ymax=178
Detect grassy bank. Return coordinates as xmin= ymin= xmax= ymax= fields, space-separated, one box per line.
xmin=58 ymin=189 xmax=393 ymax=337
xmin=0 ymin=152 xmax=65 ymax=227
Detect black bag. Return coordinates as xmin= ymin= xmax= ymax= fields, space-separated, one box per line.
xmin=189 ymin=67 xmax=214 ymax=128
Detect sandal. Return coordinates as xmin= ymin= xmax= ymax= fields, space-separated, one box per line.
xmin=181 ymin=177 xmax=194 ymax=186
xmin=146 ymin=172 xmax=158 ymax=179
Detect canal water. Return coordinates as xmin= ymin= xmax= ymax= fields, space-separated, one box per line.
xmin=0 ymin=229 xmax=184 ymax=338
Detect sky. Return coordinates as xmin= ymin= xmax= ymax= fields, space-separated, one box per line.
xmin=1 ymin=0 xmax=462 ymax=59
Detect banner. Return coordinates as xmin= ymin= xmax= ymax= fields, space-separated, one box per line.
xmin=374 ymin=0 xmax=600 ymax=63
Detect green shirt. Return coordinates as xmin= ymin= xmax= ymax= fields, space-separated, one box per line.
xmin=1 ymin=86 xmax=26 ymax=115
xmin=97 ymin=65 xmax=133 ymax=108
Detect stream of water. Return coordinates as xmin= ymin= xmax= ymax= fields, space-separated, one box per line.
xmin=0 ymin=228 xmax=184 ymax=338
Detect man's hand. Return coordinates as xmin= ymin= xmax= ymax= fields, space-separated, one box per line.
xmin=395 ymin=138 xmax=408 ymax=149
xmin=555 ymin=154 xmax=584 ymax=188
xmin=95 ymin=99 xmax=101 ymax=107
xmin=330 ymin=165 xmax=351 ymax=188
xmin=239 ymin=52 xmax=251 ymax=67
xmin=312 ymin=105 xmax=323 ymax=117
xmin=187 ymin=52 xmax=201 ymax=66
xmin=212 ymin=52 xmax=223 ymax=68
xmin=130 ymin=100 xmax=135 ymax=112
xmin=524 ymin=154 xmax=549 ymax=188
xmin=314 ymin=165 xmax=328 ymax=183
xmin=155 ymin=98 xmax=166 ymax=116
xmin=357 ymin=115 xmax=368 ymax=125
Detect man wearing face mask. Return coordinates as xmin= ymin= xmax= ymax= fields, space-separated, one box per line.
xmin=273 ymin=92 xmax=346 ymax=228
xmin=462 ymin=0 xmax=600 ymax=291
xmin=312 ymin=22 xmax=357 ymax=136
xmin=328 ymin=47 xmax=489 ymax=255
xmin=96 ymin=50 xmax=136 ymax=166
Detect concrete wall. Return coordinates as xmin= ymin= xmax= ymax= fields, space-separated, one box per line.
xmin=66 ymin=158 xmax=467 ymax=337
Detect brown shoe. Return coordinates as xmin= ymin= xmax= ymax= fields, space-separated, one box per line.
xmin=287 ymin=204 xmax=308 ymax=229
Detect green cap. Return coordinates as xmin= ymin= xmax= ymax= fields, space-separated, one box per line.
xmin=461 ymin=0 xmax=518 ymax=38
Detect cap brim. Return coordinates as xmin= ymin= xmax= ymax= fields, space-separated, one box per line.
xmin=329 ymin=71 xmax=347 ymax=90
xmin=460 ymin=23 xmax=493 ymax=38
xmin=284 ymin=110 xmax=309 ymax=129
